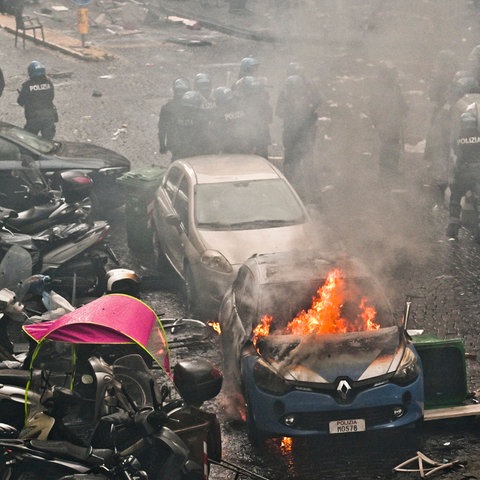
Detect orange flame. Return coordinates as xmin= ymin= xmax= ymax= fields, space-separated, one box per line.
xmin=280 ymin=436 xmax=293 ymax=454
xmin=208 ymin=321 xmax=221 ymax=334
xmin=253 ymin=268 xmax=380 ymax=342
xmin=253 ymin=315 xmax=273 ymax=346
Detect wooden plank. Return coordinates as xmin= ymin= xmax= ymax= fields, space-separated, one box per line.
xmin=424 ymin=404 xmax=480 ymax=421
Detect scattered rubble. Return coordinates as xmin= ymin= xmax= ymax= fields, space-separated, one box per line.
xmin=394 ymin=451 xmax=464 ymax=478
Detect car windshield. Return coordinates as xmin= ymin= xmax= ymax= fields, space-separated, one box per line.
xmin=255 ymin=276 xmax=396 ymax=333
xmin=0 ymin=125 xmax=57 ymax=154
xmin=195 ymin=179 xmax=306 ymax=229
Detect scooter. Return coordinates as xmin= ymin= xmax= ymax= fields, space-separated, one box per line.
xmin=0 ymin=206 xmax=119 ymax=299
xmin=0 ymin=354 xmax=222 ymax=480
xmin=1 ymin=156 xmax=94 ymax=234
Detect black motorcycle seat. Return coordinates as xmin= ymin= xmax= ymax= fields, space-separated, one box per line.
xmin=6 ymin=202 xmax=61 ymax=228
xmin=0 ymin=368 xmax=42 ymax=387
xmin=29 ymin=439 xmax=115 ymax=465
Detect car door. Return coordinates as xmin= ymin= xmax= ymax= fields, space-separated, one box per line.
xmin=166 ymin=175 xmax=191 ymax=274
xmin=154 ymin=166 xmax=188 ymax=274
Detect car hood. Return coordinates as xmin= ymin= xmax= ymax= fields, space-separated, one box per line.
xmin=198 ymin=222 xmax=323 ymax=266
xmin=54 ymin=141 xmax=130 ymax=168
xmin=256 ymin=326 xmax=404 ymax=384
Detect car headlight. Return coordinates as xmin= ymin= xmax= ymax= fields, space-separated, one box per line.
xmin=391 ymin=347 xmax=420 ymax=386
xmin=253 ymin=359 xmax=291 ymax=395
xmin=200 ymin=250 xmax=233 ymax=273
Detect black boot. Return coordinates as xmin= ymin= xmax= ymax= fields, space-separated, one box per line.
xmin=446 ymin=223 xmax=460 ymax=240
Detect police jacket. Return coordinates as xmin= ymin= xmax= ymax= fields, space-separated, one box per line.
xmin=17 ymin=76 xmax=56 ymax=120
xmin=454 ymin=128 xmax=480 ymax=168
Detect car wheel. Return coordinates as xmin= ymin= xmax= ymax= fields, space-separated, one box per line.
xmin=246 ymin=394 xmax=266 ymax=447
xmin=184 ymin=264 xmax=201 ymax=318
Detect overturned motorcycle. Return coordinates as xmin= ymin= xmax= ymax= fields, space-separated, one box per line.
xmin=0 ymin=294 xmax=223 ymax=479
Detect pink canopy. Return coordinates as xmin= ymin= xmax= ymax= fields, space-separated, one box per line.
xmin=23 ymin=294 xmax=170 ymax=372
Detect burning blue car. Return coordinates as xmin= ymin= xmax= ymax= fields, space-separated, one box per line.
xmin=218 ymin=251 xmax=424 ymax=445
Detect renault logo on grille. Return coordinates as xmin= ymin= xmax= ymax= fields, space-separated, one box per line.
xmin=337 ymin=379 xmax=351 ymax=400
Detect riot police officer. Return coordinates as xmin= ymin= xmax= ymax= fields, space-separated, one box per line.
xmin=158 ymin=77 xmax=190 ymax=161
xmin=235 ymin=75 xmax=272 ymax=158
xmin=276 ymin=73 xmax=322 ymax=189
xmin=17 ymin=61 xmax=58 ymax=140
xmin=194 ymin=72 xmax=216 ymax=110
xmin=368 ymin=62 xmax=408 ymax=185
xmin=175 ymin=90 xmax=216 ymax=159
xmin=446 ymin=110 xmax=480 ymax=240
xmin=212 ymin=86 xmax=249 ymax=154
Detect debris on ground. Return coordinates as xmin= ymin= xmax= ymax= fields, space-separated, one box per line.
xmin=393 ymin=451 xmax=464 ymax=478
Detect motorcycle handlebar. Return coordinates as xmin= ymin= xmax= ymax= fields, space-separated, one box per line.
xmin=146 ymin=410 xmax=169 ymax=429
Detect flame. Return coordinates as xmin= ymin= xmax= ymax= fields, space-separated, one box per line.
xmin=280 ymin=436 xmax=293 ymax=454
xmin=253 ymin=315 xmax=273 ymax=346
xmin=253 ymin=268 xmax=380 ymax=342
xmin=208 ymin=321 xmax=221 ymax=334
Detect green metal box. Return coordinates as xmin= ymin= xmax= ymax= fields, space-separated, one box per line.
xmin=412 ymin=335 xmax=468 ymax=409
xmin=117 ymin=166 xmax=167 ymax=252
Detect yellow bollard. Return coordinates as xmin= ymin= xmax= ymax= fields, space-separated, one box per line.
xmin=77 ymin=7 xmax=88 ymax=47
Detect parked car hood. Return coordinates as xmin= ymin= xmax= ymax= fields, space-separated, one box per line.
xmin=256 ymin=326 xmax=403 ymax=384
xmin=54 ymin=141 xmax=130 ymax=167
xmin=199 ymin=222 xmax=324 ymax=266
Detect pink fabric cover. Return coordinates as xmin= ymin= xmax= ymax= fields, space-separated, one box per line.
xmin=23 ymin=294 xmax=156 ymax=345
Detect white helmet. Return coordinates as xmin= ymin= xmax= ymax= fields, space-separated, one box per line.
xmin=105 ymin=268 xmax=141 ymax=297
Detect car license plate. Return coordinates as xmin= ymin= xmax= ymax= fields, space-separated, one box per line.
xmin=329 ymin=419 xmax=365 ymax=434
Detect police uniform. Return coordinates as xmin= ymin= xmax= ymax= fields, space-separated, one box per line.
xmin=17 ymin=75 xmax=57 ymax=140
xmin=276 ymin=75 xmax=322 ymax=187
xmin=446 ymin=113 xmax=480 ymax=239
xmin=158 ymin=97 xmax=184 ymax=161
xmin=213 ymin=94 xmax=249 ymax=154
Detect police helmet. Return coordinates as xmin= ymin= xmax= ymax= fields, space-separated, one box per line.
xmin=28 ymin=60 xmax=46 ymax=78
xmin=459 ymin=110 xmax=478 ymax=131
xmin=182 ymin=90 xmax=203 ymax=109
xmin=452 ymin=75 xmax=480 ymax=98
xmin=194 ymin=73 xmax=212 ymax=89
xmin=239 ymin=57 xmax=259 ymax=77
xmin=214 ymin=86 xmax=234 ymax=105
xmin=172 ymin=77 xmax=191 ymax=98
xmin=105 ymin=268 xmax=141 ymax=297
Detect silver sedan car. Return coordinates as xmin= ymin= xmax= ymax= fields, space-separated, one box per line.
xmin=151 ymin=154 xmax=325 ymax=319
